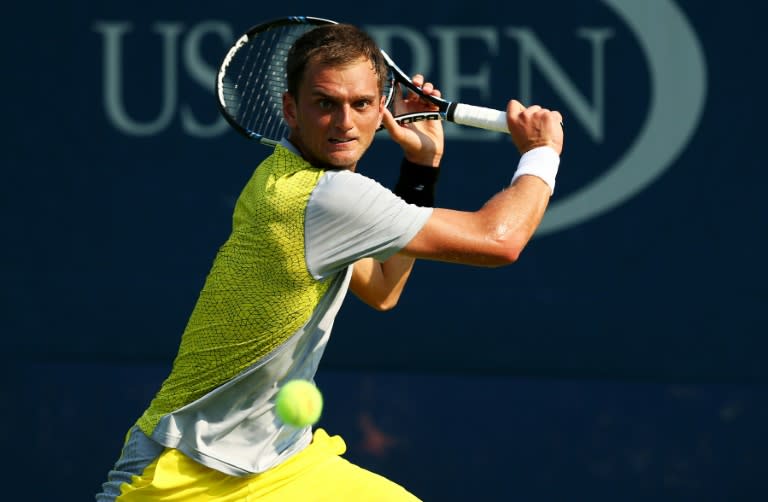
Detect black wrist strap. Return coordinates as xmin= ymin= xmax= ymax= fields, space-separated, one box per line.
xmin=393 ymin=158 xmax=440 ymax=207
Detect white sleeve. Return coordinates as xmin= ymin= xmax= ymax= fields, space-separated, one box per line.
xmin=305 ymin=170 xmax=433 ymax=280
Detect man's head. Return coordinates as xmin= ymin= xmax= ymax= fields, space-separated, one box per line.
xmin=286 ymin=24 xmax=388 ymax=100
xmin=283 ymin=24 xmax=389 ymax=171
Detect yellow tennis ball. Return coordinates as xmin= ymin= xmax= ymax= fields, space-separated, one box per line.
xmin=275 ymin=379 xmax=323 ymax=427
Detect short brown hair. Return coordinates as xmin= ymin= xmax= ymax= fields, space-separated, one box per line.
xmin=286 ymin=24 xmax=388 ymax=100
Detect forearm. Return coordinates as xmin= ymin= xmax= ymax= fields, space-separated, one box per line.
xmin=477 ymin=174 xmax=552 ymax=262
xmin=476 ymin=145 xmax=559 ymax=259
xmin=350 ymin=255 xmax=416 ymax=311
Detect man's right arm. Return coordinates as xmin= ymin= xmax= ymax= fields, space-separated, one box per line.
xmin=401 ymin=100 xmax=564 ymax=267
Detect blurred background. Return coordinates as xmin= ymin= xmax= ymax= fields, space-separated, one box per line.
xmin=3 ymin=1 xmax=766 ymax=500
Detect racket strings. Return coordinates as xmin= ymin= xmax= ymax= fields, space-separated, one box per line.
xmin=221 ymin=25 xmax=309 ymax=142
xmin=239 ymin=34 xmax=285 ymax=138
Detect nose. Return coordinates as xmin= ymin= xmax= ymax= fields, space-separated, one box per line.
xmin=333 ymin=104 xmax=354 ymax=131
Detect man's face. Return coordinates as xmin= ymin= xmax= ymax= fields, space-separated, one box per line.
xmin=283 ymin=57 xmax=385 ymax=171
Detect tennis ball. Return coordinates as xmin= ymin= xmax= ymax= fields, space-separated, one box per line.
xmin=275 ymin=379 xmax=323 ymax=427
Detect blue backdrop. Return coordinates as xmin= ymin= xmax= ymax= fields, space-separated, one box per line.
xmin=3 ymin=1 xmax=766 ymax=500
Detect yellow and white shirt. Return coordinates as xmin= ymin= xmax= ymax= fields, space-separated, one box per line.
xmin=98 ymin=140 xmax=431 ymax=499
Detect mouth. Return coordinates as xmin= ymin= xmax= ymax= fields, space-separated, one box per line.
xmin=328 ymin=137 xmax=356 ymax=145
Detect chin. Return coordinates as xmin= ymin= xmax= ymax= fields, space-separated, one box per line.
xmin=326 ymin=151 xmax=363 ymax=169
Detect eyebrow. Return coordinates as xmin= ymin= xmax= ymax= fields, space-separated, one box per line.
xmin=309 ymin=89 xmax=378 ymax=102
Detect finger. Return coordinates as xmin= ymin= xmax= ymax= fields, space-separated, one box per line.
xmin=524 ymin=104 xmax=543 ymax=116
xmin=507 ymin=99 xmax=526 ymax=117
xmin=418 ymin=83 xmax=439 ymax=108
xmin=420 ymin=82 xmax=442 ymax=99
xmin=540 ymin=110 xmax=561 ymax=126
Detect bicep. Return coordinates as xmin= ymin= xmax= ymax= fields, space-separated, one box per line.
xmin=350 ymin=258 xmax=377 ymax=295
xmin=350 ymin=255 xmax=415 ymax=311
xmin=350 ymin=257 xmax=387 ymax=308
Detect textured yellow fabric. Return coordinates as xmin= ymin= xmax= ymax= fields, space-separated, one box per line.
xmin=137 ymin=146 xmax=332 ymax=435
xmin=116 ymin=429 xmax=421 ymax=501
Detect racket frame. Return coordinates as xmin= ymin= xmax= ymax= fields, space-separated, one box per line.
xmin=215 ymin=16 xmax=510 ymax=146
xmin=215 ymin=16 xmax=336 ymax=146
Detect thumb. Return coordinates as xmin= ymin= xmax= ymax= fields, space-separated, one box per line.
xmin=380 ymin=108 xmax=407 ymax=142
xmin=380 ymin=108 xmax=398 ymax=132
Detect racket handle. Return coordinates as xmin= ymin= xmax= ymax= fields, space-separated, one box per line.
xmin=447 ymin=103 xmax=510 ymax=134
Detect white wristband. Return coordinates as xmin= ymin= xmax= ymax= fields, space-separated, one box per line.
xmin=511 ymin=146 xmax=560 ymax=195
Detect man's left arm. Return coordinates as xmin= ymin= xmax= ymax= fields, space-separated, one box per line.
xmin=350 ymin=73 xmax=443 ymax=311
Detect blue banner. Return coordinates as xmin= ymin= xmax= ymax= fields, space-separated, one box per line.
xmin=4 ymin=0 xmax=766 ymax=381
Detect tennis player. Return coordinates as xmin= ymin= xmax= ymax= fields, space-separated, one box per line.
xmin=96 ymin=23 xmax=563 ymax=501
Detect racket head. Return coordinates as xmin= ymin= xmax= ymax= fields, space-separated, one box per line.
xmin=216 ymin=16 xmax=336 ymax=146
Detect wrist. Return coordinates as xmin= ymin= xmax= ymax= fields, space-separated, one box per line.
xmin=511 ymin=146 xmax=560 ymax=194
xmin=394 ymin=158 xmax=440 ymax=206
xmin=404 ymin=153 xmax=441 ymax=168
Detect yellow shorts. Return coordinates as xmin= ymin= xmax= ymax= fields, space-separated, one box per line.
xmin=116 ymin=428 xmax=421 ymax=501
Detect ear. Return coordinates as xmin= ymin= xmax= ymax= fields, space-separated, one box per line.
xmin=283 ymin=92 xmax=297 ymax=128
xmin=377 ymin=94 xmax=387 ymax=128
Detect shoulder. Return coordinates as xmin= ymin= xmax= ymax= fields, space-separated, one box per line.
xmin=311 ymin=170 xmax=397 ymax=215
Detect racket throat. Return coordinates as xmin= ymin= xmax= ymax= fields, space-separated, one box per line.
xmin=444 ymin=102 xmax=459 ymax=123
xmin=394 ymin=111 xmax=445 ymax=126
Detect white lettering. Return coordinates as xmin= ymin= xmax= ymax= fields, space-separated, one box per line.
xmin=429 ymin=27 xmax=499 ymax=141
xmin=180 ymin=21 xmax=232 ymax=138
xmin=94 ymin=21 xmax=611 ymax=142
xmin=506 ymin=27 xmax=613 ymax=142
xmin=93 ymin=22 xmax=182 ymax=136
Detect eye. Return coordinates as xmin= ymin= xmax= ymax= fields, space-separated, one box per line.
xmin=317 ymin=99 xmax=334 ymax=110
xmin=354 ymin=99 xmax=372 ymax=110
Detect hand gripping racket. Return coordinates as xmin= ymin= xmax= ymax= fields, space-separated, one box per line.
xmin=216 ymin=16 xmax=510 ymax=147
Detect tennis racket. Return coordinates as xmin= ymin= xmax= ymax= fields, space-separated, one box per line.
xmin=216 ymin=16 xmax=510 ymax=147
